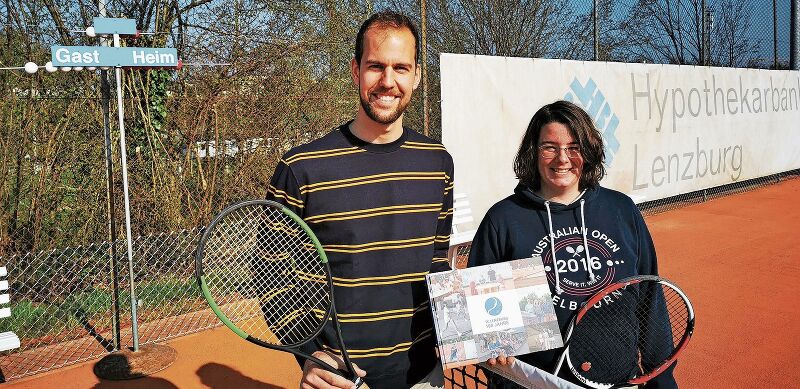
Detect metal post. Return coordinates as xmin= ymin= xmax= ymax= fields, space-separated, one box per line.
xmin=593 ymin=0 xmax=599 ymax=61
xmin=421 ymin=0 xmax=429 ymax=137
xmin=774 ymin=0 xmax=779 ymax=69
xmin=792 ymin=0 xmax=800 ymax=69
xmin=98 ymin=0 xmax=121 ymax=353
xmin=701 ymin=0 xmax=706 ymax=65
xmin=113 ymin=33 xmax=140 ymax=352
xmin=708 ymin=9 xmax=711 ymax=66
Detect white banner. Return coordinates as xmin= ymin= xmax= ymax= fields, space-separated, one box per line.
xmin=441 ymin=54 xmax=800 ymax=223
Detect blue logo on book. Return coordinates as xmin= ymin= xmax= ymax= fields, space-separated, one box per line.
xmin=484 ymin=297 xmax=503 ymax=316
xmin=564 ymin=78 xmax=620 ymax=166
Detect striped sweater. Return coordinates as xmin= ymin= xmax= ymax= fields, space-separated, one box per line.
xmin=267 ymin=121 xmax=454 ymax=387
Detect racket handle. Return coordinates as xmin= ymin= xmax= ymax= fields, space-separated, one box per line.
xmin=338 ymin=368 xmax=366 ymax=388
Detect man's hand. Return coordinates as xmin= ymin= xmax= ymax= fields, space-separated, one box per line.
xmin=300 ymin=351 xmax=367 ymax=389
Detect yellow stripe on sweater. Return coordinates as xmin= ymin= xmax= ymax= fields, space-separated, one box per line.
xmin=305 ymin=203 xmax=442 ymax=223
xmin=300 ymin=172 xmax=446 ymax=194
xmin=321 ymin=236 xmax=435 ymax=253
xmin=285 ymin=147 xmax=365 ymax=164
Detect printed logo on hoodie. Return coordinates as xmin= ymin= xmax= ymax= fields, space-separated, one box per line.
xmin=532 ymin=228 xmax=628 ymax=312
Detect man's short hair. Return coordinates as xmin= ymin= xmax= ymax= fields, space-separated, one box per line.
xmin=354 ymin=11 xmax=420 ymax=65
xmin=513 ymin=100 xmax=606 ymax=191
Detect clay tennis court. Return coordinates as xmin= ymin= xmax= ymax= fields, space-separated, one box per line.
xmin=3 ymin=177 xmax=799 ymax=388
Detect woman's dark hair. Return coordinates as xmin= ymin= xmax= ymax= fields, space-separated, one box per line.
xmin=513 ymin=100 xmax=606 ymax=191
xmin=354 ymin=11 xmax=420 ymax=65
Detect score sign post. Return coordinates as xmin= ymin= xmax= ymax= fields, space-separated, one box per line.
xmin=50 ymin=17 xmax=182 ymax=358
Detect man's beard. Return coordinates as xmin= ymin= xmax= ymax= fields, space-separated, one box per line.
xmin=359 ymin=90 xmax=409 ymax=125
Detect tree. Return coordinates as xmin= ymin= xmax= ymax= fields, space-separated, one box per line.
xmin=619 ymin=0 xmax=760 ymax=66
xmin=708 ymin=0 xmax=761 ymax=67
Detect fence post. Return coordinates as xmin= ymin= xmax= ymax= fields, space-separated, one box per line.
xmin=421 ymin=0 xmax=429 ymax=137
xmin=593 ymin=0 xmax=599 ymax=61
xmin=706 ymin=8 xmax=713 ymax=65
xmin=701 ymin=0 xmax=706 ymax=65
xmin=792 ymin=0 xmax=800 ymax=69
xmin=111 ymin=32 xmax=140 ymax=352
xmin=774 ymin=0 xmax=779 ymax=69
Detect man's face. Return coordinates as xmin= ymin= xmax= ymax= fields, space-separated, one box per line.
xmin=351 ymin=26 xmax=420 ymax=125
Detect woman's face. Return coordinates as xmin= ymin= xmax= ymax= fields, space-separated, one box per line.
xmin=537 ymin=122 xmax=583 ymax=198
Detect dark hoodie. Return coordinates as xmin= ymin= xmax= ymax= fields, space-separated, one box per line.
xmin=468 ymin=183 xmax=677 ymax=388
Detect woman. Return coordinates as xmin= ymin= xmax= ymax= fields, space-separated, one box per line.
xmin=468 ymin=101 xmax=677 ymax=388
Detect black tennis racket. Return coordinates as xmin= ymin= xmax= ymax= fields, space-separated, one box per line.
xmin=195 ymin=199 xmax=363 ymax=387
xmin=550 ymin=275 xmax=694 ymax=388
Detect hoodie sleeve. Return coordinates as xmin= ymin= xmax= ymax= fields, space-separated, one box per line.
xmin=632 ymin=204 xmax=678 ymax=389
xmin=467 ymin=213 xmax=503 ymax=267
xmin=644 ymin=363 xmax=678 ymax=388
xmin=634 ymin=205 xmax=658 ymax=276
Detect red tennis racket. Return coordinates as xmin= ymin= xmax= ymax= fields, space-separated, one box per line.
xmin=551 ymin=275 xmax=695 ymax=388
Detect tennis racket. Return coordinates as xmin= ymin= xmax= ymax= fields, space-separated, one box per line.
xmin=195 ymin=199 xmax=363 ymax=387
xmin=551 ymin=275 xmax=694 ymax=388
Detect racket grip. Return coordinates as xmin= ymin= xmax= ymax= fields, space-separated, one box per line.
xmin=338 ymin=369 xmax=365 ymax=388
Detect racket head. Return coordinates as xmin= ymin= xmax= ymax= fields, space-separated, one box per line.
xmin=195 ymin=199 xmax=334 ymax=349
xmin=564 ymin=275 xmax=695 ymax=388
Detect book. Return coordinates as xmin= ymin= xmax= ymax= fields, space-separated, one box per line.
xmin=426 ymin=255 xmax=563 ymax=369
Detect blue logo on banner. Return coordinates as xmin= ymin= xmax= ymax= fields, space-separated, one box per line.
xmin=484 ymin=297 xmax=503 ymax=316
xmin=564 ymin=78 xmax=620 ymax=166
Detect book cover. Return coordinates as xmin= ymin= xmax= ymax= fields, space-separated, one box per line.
xmin=426 ymin=256 xmax=563 ymax=369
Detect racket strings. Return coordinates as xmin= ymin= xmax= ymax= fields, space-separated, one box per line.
xmin=637 ymin=284 xmax=689 ymax=371
xmin=569 ymin=291 xmax=641 ymax=384
xmin=202 ymin=204 xmax=331 ymax=347
xmin=568 ymin=281 xmax=691 ymax=386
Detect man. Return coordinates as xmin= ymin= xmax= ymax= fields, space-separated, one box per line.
xmin=267 ymin=11 xmax=454 ymax=389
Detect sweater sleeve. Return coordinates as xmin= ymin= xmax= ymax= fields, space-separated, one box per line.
xmin=266 ymin=158 xmax=305 ymax=217
xmin=431 ymin=155 xmax=455 ymax=273
xmin=265 ymin=157 xmax=320 ymax=367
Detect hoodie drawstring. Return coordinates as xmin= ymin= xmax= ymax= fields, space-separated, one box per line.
xmin=545 ymin=196 xmax=593 ymax=294
xmin=580 ymin=199 xmax=595 ymax=281
xmin=544 ymin=201 xmax=563 ymax=294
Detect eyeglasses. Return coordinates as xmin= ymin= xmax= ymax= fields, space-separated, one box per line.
xmin=538 ymin=144 xmax=581 ymax=158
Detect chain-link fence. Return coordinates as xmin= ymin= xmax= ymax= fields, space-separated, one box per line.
xmin=0 ymin=228 xmax=214 ymax=381
xmin=1 ymin=0 xmax=798 ymax=383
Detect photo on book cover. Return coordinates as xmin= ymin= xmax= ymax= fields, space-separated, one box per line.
xmin=426 ymin=256 xmax=563 ymax=369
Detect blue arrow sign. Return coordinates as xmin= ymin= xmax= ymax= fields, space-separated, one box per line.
xmin=51 ymin=46 xmax=179 ymax=67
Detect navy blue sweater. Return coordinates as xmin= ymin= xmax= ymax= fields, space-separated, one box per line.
xmin=468 ymin=184 xmax=677 ymax=388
